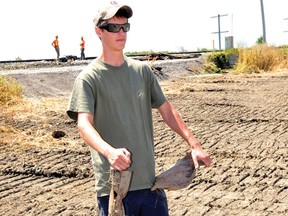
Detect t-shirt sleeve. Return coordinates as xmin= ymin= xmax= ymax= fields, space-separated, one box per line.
xmin=67 ymin=78 xmax=96 ymax=121
xmin=149 ymin=68 xmax=166 ymax=108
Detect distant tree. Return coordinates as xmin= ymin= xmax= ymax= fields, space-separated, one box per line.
xmin=15 ymin=57 xmax=22 ymax=61
xmin=256 ymin=36 xmax=264 ymax=44
xmin=197 ymin=48 xmax=209 ymax=52
xmin=177 ymin=46 xmax=187 ymax=52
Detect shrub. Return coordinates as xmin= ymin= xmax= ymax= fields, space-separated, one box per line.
xmin=202 ymin=61 xmax=222 ymax=73
xmin=207 ymin=52 xmax=229 ymax=69
xmin=0 ymin=75 xmax=23 ymax=106
xmin=204 ymin=51 xmax=230 ymax=73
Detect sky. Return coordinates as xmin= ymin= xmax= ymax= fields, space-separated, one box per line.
xmin=0 ymin=0 xmax=288 ymax=61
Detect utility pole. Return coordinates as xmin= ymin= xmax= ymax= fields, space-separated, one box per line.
xmin=260 ymin=0 xmax=266 ymax=43
xmin=284 ymin=18 xmax=288 ymax=33
xmin=211 ymin=14 xmax=228 ymax=50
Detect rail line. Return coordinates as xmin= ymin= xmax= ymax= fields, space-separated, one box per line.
xmin=0 ymin=51 xmax=208 ymax=64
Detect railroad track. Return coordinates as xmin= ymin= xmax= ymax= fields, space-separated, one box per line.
xmin=0 ymin=51 xmax=206 ymax=64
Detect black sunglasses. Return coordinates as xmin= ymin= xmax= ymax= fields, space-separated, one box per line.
xmin=100 ymin=23 xmax=130 ymax=33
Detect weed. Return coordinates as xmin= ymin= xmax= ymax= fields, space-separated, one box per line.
xmin=147 ymin=53 xmax=159 ymax=72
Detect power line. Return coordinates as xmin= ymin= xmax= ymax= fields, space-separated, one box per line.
xmin=211 ymin=14 xmax=228 ymax=50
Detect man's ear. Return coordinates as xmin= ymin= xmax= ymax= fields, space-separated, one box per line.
xmin=95 ymin=27 xmax=102 ymax=38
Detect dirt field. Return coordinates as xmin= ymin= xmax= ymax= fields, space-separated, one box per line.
xmin=0 ymin=60 xmax=287 ymax=216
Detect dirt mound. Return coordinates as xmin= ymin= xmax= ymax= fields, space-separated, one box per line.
xmin=0 ymin=61 xmax=287 ymax=215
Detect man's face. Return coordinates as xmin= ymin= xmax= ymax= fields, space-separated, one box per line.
xmin=96 ymin=16 xmax=129 ymax=52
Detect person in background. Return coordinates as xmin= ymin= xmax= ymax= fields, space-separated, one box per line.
xmin=80 ymin=36 xmax=85 ymax=60
xmin=51 ymin=35 xmax=60 ymax=61
xmin=67 ymin=1 xmax=212 ymax=215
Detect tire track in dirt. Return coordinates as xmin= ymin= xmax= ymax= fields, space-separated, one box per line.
xmin=0 ymin=72 xmax=287 ymax=215
xmin=154 ymin=74 xmax=288 ymax=215
xmin=0 ymin=144 xmax=97 ymax=215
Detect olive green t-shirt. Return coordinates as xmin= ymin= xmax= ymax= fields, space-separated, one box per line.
xmin=67 ymin=57 xmax=166 ymax=197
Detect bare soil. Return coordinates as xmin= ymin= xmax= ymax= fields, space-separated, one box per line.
xmin=0 ymin=60 xmax=287 ymax=216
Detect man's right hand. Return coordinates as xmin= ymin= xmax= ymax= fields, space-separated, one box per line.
xmin=107 ymin=148 xmax=131 ymax=171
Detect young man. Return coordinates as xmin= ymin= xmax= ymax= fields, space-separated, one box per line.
xmin=51 ymin=35 xmax=60 ymax=60
xmin=80 ymin=36 xmax=85 ymax=60
xmin=67 ymin=1 xmax=212 ymax=215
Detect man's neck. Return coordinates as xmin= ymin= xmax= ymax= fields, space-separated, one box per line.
xmin=100 ymin=51 xmax=125 ymax=66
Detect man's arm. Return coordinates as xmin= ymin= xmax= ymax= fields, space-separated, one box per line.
xmin=77 ymin=112 xmax=131 ymax=171
xmin=157 ymin=101 xmax=212 ymax=169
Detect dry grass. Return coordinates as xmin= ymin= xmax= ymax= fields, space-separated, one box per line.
xmin=235 ymin=44 xmax=286 ymax=73
xmin=278 ymin=58 xmax=288 ymax=69
xmin=0 ymin=75 xmax=23 ymax=106
xmin=1 ymin=96 xmax=70 ymax=148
